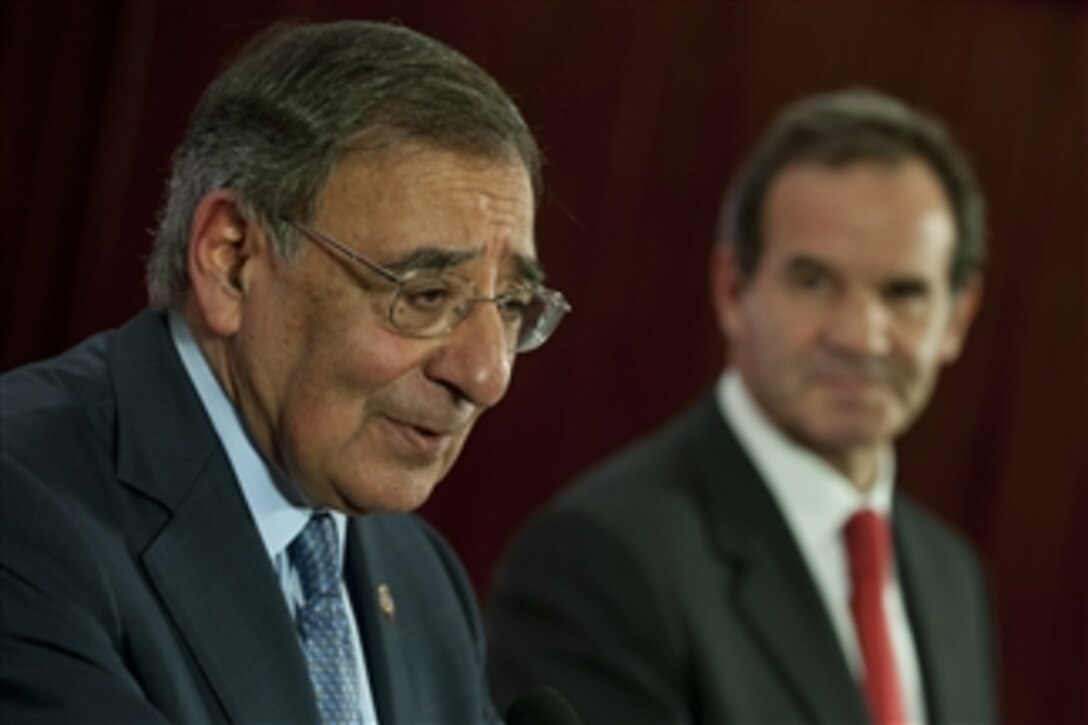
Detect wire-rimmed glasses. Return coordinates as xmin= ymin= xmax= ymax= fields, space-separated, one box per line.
xmin=286 ymin=220 xmax=570 ymax=353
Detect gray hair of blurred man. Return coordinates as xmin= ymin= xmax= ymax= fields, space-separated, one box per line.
xmin=147 ymin=19 xmax=541 ymax=308
xmin=717 ymin=88 xmax=986 ymax=292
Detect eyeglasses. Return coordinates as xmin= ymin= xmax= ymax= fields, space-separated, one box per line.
xmin=286 ymin=221 xmax=570 ymax=353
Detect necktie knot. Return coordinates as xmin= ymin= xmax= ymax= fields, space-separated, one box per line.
xmin=289 ymin=513 xmax=342 ymax=602
xmin=845 ymin=508 xmax=891 ymax=584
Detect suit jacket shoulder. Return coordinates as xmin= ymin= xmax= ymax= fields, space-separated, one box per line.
xmin=2 ymin=311 xmax=316 ymax=722
xmin=489 ymin=394 xmax=866 ymax=723
xmin=488 ymin=393 xmax=997 ymax=724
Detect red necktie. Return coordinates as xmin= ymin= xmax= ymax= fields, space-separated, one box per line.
xmin=845 ymin=509 xmax=906 ymax=724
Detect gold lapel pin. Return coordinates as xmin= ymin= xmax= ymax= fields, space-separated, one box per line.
xmin=377 ymin=583 xmax=396 ymax=620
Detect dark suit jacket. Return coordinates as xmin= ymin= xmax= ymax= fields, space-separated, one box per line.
xmin=487 ymin=394 xmax=996 ymax=724
xmin=1 ymin=310 xmax=497 ymax=723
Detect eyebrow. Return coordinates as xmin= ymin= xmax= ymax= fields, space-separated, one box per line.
xmin=784 ymin=254 xmax=934 ymax=291
xmin=381 ymin=247 xmax=477 ymax=275
xmin=513 ymin=253 xmax=546 ymax=285
xmin=382 ymin=246 xmax=546 ymax=284
xmin=784 ymin=255 xmax=836 ymax=277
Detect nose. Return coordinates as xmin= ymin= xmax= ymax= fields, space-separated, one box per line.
xmin=823 ymin=291 xmax=892 ymax=357
xmin=424 ymin=300 xmax=513 ymax=408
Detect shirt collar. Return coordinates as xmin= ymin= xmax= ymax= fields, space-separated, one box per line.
xmin=169 ymin=312 xmax=345 ymax=559
xmin=715 ymin=368 xmax=895 ymax=550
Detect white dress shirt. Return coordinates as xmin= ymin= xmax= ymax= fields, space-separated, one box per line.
xmin=170 ymin=313 xmax=379 ymax=723
xmin=716 ymin=369 xmax=927 ymax=723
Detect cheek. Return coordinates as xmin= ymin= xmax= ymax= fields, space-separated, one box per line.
xmin=281 ymin=325 xmax=425 ymax=442
xmin=286 ymin=333 xmax=380 ymax=418
xmin=894 ymin=316 xmax=956 ymax=379
xmin=745 ymin=302 xmax=814 ymax=375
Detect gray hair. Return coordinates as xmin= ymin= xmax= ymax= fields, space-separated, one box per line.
xmin=147 ymin=20 xmax=541 ymax=308
xmin=718 ymin=88 xmax=986 ymax=291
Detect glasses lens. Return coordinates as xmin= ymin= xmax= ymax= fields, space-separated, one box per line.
xmin=514 ymin=289 xmax=570 ymax=353
xmin=391 ymin=274 xmax=468 ymax=337
xmin=391 ymin=273 xmax=570 ymax=352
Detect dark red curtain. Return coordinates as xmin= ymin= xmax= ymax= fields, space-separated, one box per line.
xmin=3 ymin=2 xmax=1085 ymax=722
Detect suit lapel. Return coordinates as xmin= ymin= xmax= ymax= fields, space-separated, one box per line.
xmin=685 ymin=395 xmax=868 ymax=722
xmin=894 ymin=503 xmax=973 ymax=721
xmin=141 ymin=468 xmax=319 ymax=723
xmin=111 ymin=311 xmax=319 ymax=723
xmin=344 ymin=517 xmax=418 ymax=723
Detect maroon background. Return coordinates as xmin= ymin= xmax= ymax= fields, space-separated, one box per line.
xmin=2 ymin=2 xmax=1085 ymax=722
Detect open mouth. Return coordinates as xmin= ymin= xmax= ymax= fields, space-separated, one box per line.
xmin=382 ymin=415 xmax=454 ymax=458
xmin=410 ymin=424 xmax=442 ymax=439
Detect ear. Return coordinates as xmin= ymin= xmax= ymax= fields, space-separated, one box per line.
xmin=708 ymin=243 xmax=747 ymax=341
xmin=186 ymin=190 xmax=257 ymax=337
xmin=939 ymin=274 xmax=984 ymax=363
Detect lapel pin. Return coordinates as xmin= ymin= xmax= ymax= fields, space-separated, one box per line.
xmin=377 ymin=583 xmax=396 ymax=620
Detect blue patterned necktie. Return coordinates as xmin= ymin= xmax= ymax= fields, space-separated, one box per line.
xmin=288 ymin=513 xmax=363 ymax=724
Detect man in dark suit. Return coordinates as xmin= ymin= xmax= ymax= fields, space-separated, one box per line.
xmin=1 ymin=20 xmax=569 ymax=723
xmin=487 ymin=89 xmax=995 ymax=724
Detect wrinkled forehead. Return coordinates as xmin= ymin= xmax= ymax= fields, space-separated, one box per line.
xmin=317 ymin=141 xmax=533 ymax=211
xmin=313 ymin=143 xmax=540 ymax=273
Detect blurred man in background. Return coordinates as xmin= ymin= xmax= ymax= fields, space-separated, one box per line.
xmin=488 ymin=89 xmax=994 ymax=724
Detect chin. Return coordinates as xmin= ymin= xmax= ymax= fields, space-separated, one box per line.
xmin=340 ymin=469 xmax=444 ymax=514
xmin=790 ymin=409 xmax=886 ymax=450
xmin=809 ymin=396 xmax=904 ymax=435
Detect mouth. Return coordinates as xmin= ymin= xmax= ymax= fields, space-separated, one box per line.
xmin=816 ymin=372 xmax=880 ymax=387
xmin=809 ymin=371 xmax=893 ymax=404
xmin=381 ymin=415 xmax=459 ymax=460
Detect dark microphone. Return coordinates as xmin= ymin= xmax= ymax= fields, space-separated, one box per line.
xmin=504 ymin=686 xmax=584 ymax=725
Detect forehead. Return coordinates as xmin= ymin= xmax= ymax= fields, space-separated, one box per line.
xmin=761 ymin=158 xmax=956 ymax=278
xmin=312 ymin=143 xmax=536 ymax=261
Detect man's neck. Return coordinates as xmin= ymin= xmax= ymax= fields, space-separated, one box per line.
xmin=816 ymin=446 xmax=881 ymax=493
